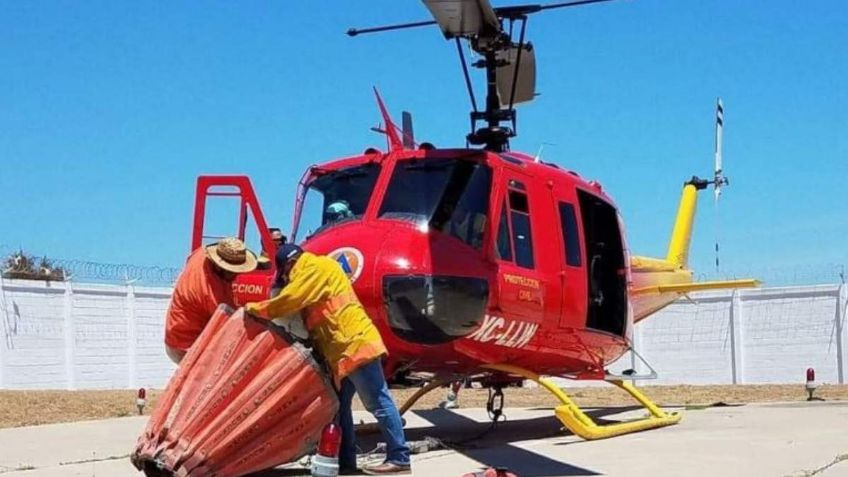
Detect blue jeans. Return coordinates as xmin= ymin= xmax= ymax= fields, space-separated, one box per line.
xmin=338 ymin=359 xmax=410 ymax=468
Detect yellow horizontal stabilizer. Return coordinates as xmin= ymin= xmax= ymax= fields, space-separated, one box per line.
xmin=630 ymin=256 xmax=679 ymax=272
xmin=632 ymin=279 xmax=760 ymax=296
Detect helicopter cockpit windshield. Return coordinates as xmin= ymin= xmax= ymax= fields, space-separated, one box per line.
xmin=297 ymin=163 xmax=381 ymax=239
xmin=379 ymin=157 xmax=491 ymax=250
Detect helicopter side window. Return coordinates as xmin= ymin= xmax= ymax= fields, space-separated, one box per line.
xmin=297 ymin=164 xmax=381 ymax=239
xmin=379 ymin=158 xmax=491 ymax=250
xmin=508 ymin=189 xmax=534 ymax=269
xmin=558 ymin=202 xmax=582 ymax=267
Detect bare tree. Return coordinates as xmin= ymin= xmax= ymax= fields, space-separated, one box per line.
xmin=2 ymin=251 xmax=66 ymax=281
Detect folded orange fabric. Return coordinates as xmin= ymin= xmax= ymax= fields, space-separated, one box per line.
xmin=132 ymin=305 xmax=339 ymax=477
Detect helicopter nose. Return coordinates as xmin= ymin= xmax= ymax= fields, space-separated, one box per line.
xmin=382 ymin=274 xmax=489 ymax=345
xmin=374 ymin=226 xmax=491 ymax=346
xmin=302 ymin=221 xmax=492 ymax=346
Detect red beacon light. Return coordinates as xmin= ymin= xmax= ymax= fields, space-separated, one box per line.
xmin=588 ymin=180 xmax=603 ymax=192
xmin=311 ymin=422 xmax=341 ymax=477
xmin=805 ymin=368 xmax=817 ymax=401
xmin=136 ymin=388 xmax=147 ymax=415
xmin=462 ymin=467 xmax=519 ymax=477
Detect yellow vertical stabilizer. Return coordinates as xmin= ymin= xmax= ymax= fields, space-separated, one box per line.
xmin=666 ymin=180 xmax=706 ymax=268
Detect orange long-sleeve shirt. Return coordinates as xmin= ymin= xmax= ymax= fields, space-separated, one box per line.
xmin=165 ymin=249 xmax=235 ymax=351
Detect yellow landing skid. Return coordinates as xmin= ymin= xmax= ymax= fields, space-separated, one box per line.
xmin=483 ymin=364 xmax=682 ymax=440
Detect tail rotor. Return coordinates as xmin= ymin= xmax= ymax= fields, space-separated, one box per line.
xmin=713 ymin=98 xmax=728 ymax=203
xmin=712 ymin=98 xmax=728 ymax=273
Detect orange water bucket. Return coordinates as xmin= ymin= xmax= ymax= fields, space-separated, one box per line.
xmin=131 ymin=305 xmax=339 ymax=477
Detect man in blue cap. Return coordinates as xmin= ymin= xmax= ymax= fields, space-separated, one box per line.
xmin=247 ymin=244 xmax=411 ymax=475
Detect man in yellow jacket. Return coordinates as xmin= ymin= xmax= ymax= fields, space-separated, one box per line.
xmin=245 ymin=244 xmax=411 ymax=475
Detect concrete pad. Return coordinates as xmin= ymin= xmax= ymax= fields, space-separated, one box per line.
xmin=398 ymin=403 xmax=848 ymax=477
xmin=0 ymin=403 xmax=846 ymax=476
xmin=0 ymin=416 xmax=147 ymax=473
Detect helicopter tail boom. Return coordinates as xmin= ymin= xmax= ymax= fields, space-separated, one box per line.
xmin=665 ymin=179 xmax=705 ymax=268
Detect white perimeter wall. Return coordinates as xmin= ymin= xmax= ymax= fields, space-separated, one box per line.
xmin=0 ymin=278 xmax=176 ymax=390
xmin=0 ymin=277 xmax=846 ymax=390
xmin=626 ymin=284 xmax=847 ymax=386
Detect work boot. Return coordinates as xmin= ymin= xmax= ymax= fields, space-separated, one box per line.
xmin=441 ymin=390 xmax=459 ymax=409
xmin=362 ymin=462 xmax=412 ymax=475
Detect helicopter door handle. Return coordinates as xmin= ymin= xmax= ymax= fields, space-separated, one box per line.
xmin=491 ymin=274 xmax=504 ymax=312
xmin=490 ymin=294 xmax=503 ymax=312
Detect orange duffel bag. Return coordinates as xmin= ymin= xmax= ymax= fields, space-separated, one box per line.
xmin=132 ymin=305 xmax=339 ymax=477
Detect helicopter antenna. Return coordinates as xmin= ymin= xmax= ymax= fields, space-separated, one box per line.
xmin=348 ymin=0 xmax=624 ymax=152
xmin=534 ymin=142 xmax=556 ymax=162
xmin=535 ymin=144 xmax=545 ymax=162
xmin=373 ymin=87 xmax=403 ymax=152
xmin=713 ymin=98 xmax=728 ymax=274
xmin=402 ymin=111 xmax=416 ymax=149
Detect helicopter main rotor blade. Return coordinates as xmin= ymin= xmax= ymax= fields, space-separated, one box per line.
xmin=347 ymin=0 xmax=622 ymax=38
xmin=539 ymin=0 xmax=621 ymax=11
xmin=422 ymin=0 xmax=501 ymax=39
xmin=495 ymin=0 xmax=622 ymax=19
xmin=347 ymin=20 xmax=437 ymax=37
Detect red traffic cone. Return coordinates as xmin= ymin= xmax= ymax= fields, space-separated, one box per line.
xmin=462 ymin=467 xmax=520 ymax=477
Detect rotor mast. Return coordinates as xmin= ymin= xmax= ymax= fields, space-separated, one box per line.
xmin=348 ymin=0 xmax=621 ymax=152
xmin=466 ymin=39 xmax=519 ymax=152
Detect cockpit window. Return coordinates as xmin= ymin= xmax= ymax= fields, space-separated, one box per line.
xmin=378 ymin=158 xmax=491 ymax=250
xmin=297 ymin=164 xmax=380 ymax=238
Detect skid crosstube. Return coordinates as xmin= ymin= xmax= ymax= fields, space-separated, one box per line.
xmin=356 ymin=378 xmax=449 ymax=434
xmin=483 ymin=364 xmax=682 ymax=440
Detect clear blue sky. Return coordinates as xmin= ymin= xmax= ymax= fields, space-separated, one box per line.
xmin=1 ymin=1 xmax=846 ymax=282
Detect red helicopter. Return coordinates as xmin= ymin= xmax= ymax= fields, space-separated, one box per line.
xmin=190 ymin=0 xmax=757 ymax=440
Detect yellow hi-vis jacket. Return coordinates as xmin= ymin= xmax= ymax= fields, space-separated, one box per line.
xmin=244 ymin=252 xmax=387 ymax=385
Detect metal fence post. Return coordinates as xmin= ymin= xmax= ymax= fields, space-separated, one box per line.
xmin=63 ymin=281 xmax=76 ymax=390
xmin=729 ymin=290 xmax=744 ymax=384
xmin=0 ymin=275 xmax=6 ymax=388
xmin=127 ymin=283 xmax=138 ymax=389
xmin=837 ymin=283 xmax=846 ymax=385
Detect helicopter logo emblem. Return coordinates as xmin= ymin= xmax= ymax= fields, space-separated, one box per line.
xmin=330 ymin=247 xmax=364 ymax=283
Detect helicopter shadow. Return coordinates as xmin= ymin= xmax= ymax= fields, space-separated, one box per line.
xmin=250 ymin=406 xmax=644 ymax=477
xmin=363 ymin=407 xmax=638 ymax=477
xmin=248 ymin=470 xmax=309 ymax=477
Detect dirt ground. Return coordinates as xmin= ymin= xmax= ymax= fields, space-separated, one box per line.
xmin=2 ymin=384 xmax=847 ymax=429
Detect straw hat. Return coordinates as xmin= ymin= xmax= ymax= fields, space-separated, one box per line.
xmin=205 ymin=238 xmax=258 ymax=274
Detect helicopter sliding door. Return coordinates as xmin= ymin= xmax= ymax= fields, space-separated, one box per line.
xmin=490 ymin=173 xmax=545 ymax=326
xmin=577 ymin=190 xmax=628 ymax=337
xmin=550 ymin=186 xmax=588 ymax=329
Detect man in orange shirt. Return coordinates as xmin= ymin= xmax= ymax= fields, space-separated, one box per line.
xmin=164 ymin=238 xmax=258 ymax=364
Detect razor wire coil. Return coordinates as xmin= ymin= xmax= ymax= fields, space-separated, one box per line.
xmin=1 ymin=248 xmax=180 ymax=285
xmin=49 ymin=258 xmax=181 ymax=284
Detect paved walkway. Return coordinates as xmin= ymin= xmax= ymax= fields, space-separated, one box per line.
xmin=1 ymin=402 xmax=846 ymax=476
